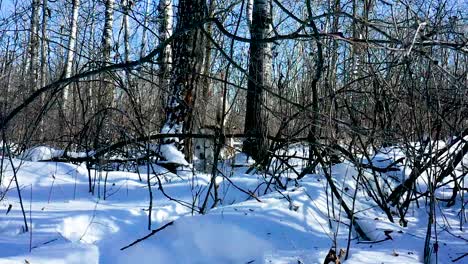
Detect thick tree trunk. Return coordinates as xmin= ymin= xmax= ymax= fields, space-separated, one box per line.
xmin=161 ymin=0 xmax=206 ymax=163
xmin=243 ymin=0 xmax=272 ymax=163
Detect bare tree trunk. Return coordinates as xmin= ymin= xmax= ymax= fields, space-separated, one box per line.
xmin=122 ymin=0 xmax=130 ymax=64
xmin=351 ymin=0 xmax=359 ymax=81
xmin=140 ymin=0 xmax=150 ymax=57
xmin=246 ymin=0 xmax=253 ymax=29
xmin=327 ymin=0 xmax=340 ymax=143
xmin=328 ymin=0 xmax=340 ymax=89
xmin=25 ymin=0 xmax=41 ymax=139
xmin=118 ymin=0 xmax=132 ymax=105
xmin=243 ymin=0 xmax=272 ymax=163
xmin=198 ymin=0 xmax=215 ymax=130
xmin=102 ymin=0 xmax=114 ymax=105
xmin=305 ymin=0 xmax=324 ymax=165
xmin=63 ymin=0 xmax=80 ymax=110
xmin=29 ymin=0 xmax=40 ymax=90
xmin=102 ymin=0 xmax=114 ymax=66
xmin=87 ymin=0 xmax=97 ymax=111
xmin=93 ymin=0 xmax=114 ymax=150
xmin=38 ymin=0 xmax=49 ymax=138
xmin=1 ymin=36 xmax=15 ymax=115
xmin=157 ymin=0 xmax=173 ymax=109
xmin=40 ymin=0 xmax=48 ymax=89
xmin=161 ymin=0 xmax=206 ymax=163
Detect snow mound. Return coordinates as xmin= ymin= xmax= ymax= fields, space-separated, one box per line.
xmin=0 ymin=242 xmax=99 ymax=264
xmin=159 ymin=143 xmax=189 ymax=166
xmin=345 ymin=250 xmax=420 ymax=264
xmin=118 ymin=217 xmax=272 ymax=264
xmin=233 ymin=152 xmax=255 ymax=166
xmin=0 ymin=220 xmax=23 ymax=236
xmin=58 ymin=215 xmax=119 ymax=244
xmin=357 ymin=218 xmax=402 ymax=241
xmin=18 ymin=146 xmax=64 ymax=161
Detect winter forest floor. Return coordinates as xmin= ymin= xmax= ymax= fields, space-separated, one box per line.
xmin=0 ymin=145 xmax=467 ymax=264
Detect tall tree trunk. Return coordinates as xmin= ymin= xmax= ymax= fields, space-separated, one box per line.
xmin=198 ymin=0 xmax=215 ymax=130
xmin=243 ymin=0 xmax=272 ymax=163
xmin=161 ymin=0 xmax=206 ymax=163
xmin=122 ymin=0 xmax=130 ymax=64
xmin=26 ymin=0 xmax=41 ymax=140
xmin=94 ymin=0 xmax=114 ymax=150
xmin=29 ymin=0 xmax=40 ymax=91
xmin=1 ymin=36 xmax=15 ymax=116
xmin=327 ymin=0 xmax=340 ymax=142
xmin=118 ymin=0 xmax=132 ymax=106
xmin=246 ymin=0 xmax=253 ymax=29
xmin=157 ymin=0 xmax=173 ymax=110
xmin=102 ymin=0 xmax=114 ymax=65
xmin=63 ymin=0 xmax=80 ymax=110
xmin=305 ymin=0 xmax=324 ymax=165
xmin=40 ymin=0 xmax=48 ymax=89
xmin=140 ymin=0 xmax=150 ymax=57
xmin=87 ymin=0 xmax=97 ymax=111
xmin=135 ymin=0 xmax=150 ymax=109
xmin=101 ymin=0 xmax=114 ymax=106
xmin=328 ymin=0 xmax=340 ymax=90
xmin=38 ymin=0 xmax=49 ymax=138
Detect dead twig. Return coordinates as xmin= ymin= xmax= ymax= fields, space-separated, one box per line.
xmin=452 ymin=253 xmax=468 ymax=263
xmin=120 ymin=221 xmax=174 ymax=251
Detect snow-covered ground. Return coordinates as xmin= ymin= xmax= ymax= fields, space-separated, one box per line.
xmin=0 ymin=147 xmax=466 ymax=263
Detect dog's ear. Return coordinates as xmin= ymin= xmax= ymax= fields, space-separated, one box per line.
xmin=323 ymin=248 xmax=337 ymax=264
xmin=338 ymin=249 xmax=346 ymax=261
xmin=323 ymin=248 xmax=346 ymax=264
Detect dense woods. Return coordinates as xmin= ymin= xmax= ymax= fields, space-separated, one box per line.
xmin=0 ymin=0 xmax=465 ymax=154
xmin=0 ymin=0 xmax=467 ymax=263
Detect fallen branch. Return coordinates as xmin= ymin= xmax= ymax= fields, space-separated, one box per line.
xmin=452 ymin=253 xmax=468 ymax=263
xmin=120 ymin=221 xmax=174 ymax=251
xmin=388 ymin=129 xmax=468 ymax=205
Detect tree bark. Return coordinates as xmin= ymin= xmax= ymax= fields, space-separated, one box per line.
xmin=140 ymin=0 xmax=150 ymax=57
xmin=63 ymin=0 xmax=80 ymax=110
xmin=157 ymin=0 xmax=173 ymax=108
xmin=243 ymin=0 xmax=272 ymax=163
xmin=93 ymin=0 xmax=114 ymax=150
xmin=198 ymin=0 xmax=215 ymax=130
xmin=29 ymin=0 xmax=41 ymax=91
xmin=40 ymin=0 xmax=49 ymax=89
xmin=102 ymin=0 xmax=114 ymax=65
xmin=246 ymin=0 xmax=253 ymax=29
xmin=122 ymin=0 xmax=130 ymax=64
xmin=118 ymin=0 xmax=132 ymax=105
xmin=161 ymin=0 xmax=206 ymax=163
xmin=101 ymin=0 xmax=114 ymax=107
